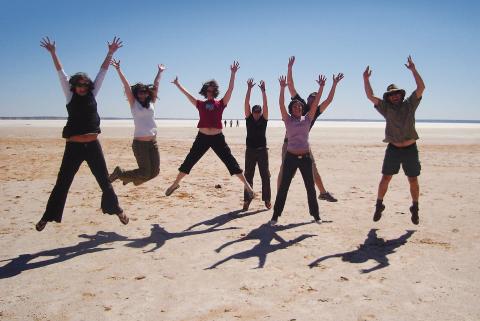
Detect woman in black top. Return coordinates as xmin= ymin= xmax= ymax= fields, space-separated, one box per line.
xmin=243 ymin=79 xmax=271 ymax=210
xmin=35 ymin=36 xmax=128 ymax=232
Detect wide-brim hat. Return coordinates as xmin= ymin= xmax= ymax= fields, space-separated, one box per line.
xmin=383 ymin=84 xmax=406 ymax=101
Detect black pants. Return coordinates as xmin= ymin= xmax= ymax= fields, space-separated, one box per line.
xmin=42 ymin=140 xmax=122 ymax=222
xmin=179 ymin=132 xmax=242 ymax=175
xmin=244 ymin=147 xmax=271 ymax=202
xmin=272 ymin=152 xmax=319 ymax=220
xmin=118 ymin=139 xmax=160 ymax=185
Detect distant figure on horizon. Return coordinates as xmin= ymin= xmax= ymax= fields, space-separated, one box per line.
xmin=230 ymin=119 xmax=233 ymax=127
xmin=270 ymin=75 xmax=325 ymax=225
xmin=242 ymin=79 xmax=271 ymax=211
xmin=236 ymin=119 xmax=239 ymax=127
xmin=277 ymin=56 xmax=343 ymax=202
xmin=224 ymin=120 xmax=227 ymax=127
xmin=35 ymin=36 xmax=128 ymax=232
xmin=363 ymin=56 xmax=425 ymax=225
xmin=164 ymin=61 xmax=255 ymax=201
xmin=108 ymin=59 xmax=164 ymax=186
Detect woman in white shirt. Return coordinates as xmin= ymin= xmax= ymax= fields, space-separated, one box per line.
xmin=108 ymin=59 xmax=163 ymax=186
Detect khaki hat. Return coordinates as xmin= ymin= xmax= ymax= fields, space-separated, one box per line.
xmin=383 ymin=84 xmax=406 ymax=101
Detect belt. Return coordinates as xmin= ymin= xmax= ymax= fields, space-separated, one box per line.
xmin=287 ymin=151 xmax=310 ymax=159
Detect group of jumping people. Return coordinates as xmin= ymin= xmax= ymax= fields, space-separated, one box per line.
xmin=35 ymin=36 xmax=425 ymax=232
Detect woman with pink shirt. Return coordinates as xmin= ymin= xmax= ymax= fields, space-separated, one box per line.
xmin=165 ymin=61 xmax=254 ymax=200
xmin=270 ymin=75 xmax=326 ymax=225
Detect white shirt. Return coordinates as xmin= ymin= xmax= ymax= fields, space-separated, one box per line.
xmin=130 ymin=100 xmax=157 ymax=137
xmin=57 ymin=68 xmax=107 ymax=103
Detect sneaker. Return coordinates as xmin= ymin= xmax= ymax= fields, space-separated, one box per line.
xmin=373 ymin=203 xmax=385 ymax=222
xmin=314 ymin=218 xmax=322 ymax=224
xmin=268 ymin=220 xmax=277 ymax=226
xmin=410 ymin=205 xmax=419 ymax=225
xmin=319 ymin=192 xmax=338 ymax=202
xmin=109 ymin=166 xmax=122 ymax=183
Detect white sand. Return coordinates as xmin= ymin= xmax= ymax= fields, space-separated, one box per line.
xmin=0 ymin=121 xmax=479 ymax=321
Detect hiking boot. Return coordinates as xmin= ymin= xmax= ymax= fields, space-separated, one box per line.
xmin=410 ymin=205 xmax=419 ymax=225
xmin=373 ymin=203 xmax=385 ymax=222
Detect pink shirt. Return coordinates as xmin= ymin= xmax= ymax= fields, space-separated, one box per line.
xmin=284 ymin=115 xmax=312 ymax=152
xmin=196 ymin=99 xmax=226 ymax=129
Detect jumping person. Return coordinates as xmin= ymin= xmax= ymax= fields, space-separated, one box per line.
xmin=363 ymin=56 xmax=425 ymax=225
xmin=277 ymin=56 xmax=343 ymax=202
xmin=165 ymin=61 xmax=254 ymax=199
xmin=108 ymin=59 xmax=164 ymax=186
xmin=270 ymin=75 xmax=326 ymax=225
xmin=242 ymin=79 xmax=271 ymax=211
xmin=36 ymin=36 xmax=128 ymax=231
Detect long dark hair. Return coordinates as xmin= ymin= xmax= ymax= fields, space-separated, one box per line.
xmin=131 ymin=83 xmax=156 ymax=108
xmin=199 ymin=80 xmax=219 ymax=99
xmin=69 ymin=72 xmax=94 ymax=92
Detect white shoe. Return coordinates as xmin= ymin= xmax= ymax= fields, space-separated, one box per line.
xmin=314 ymin=219 xmax=322 ymax=224
xmin=268 ymin=220 xmax=277 ymax=226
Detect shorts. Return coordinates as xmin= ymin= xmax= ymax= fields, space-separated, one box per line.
xmin=382 ymin=143 xmax=421 ymax=177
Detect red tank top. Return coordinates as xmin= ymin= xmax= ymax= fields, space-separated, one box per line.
xmin=196 ymin=99 xmax=226 ymax=129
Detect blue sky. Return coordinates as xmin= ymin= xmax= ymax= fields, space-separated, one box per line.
xmin=1 ymin=0 xmax=479 ymax=120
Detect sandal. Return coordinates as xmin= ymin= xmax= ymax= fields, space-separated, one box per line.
xmin=35 ymin=220 xmax=47 ymax=232
xmin=117 ymin=212 xmax=129 ymax=225
xmin=165 ymin=184 xmax=180 ymax=196
xmin=410 ymin=205 xmax=419 ymax=225
xmin=265 ymin=201 xmax=272 ymax=210
xmin=242 ymin=199 xmax=252 ymax=211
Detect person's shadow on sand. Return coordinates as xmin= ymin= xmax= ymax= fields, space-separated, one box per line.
xmin=309 ymin=229 xmax=415 ymax=273
xmin=184 ymin=209 xmax=267 ymax=231
xmin=126 ymin=223 xmax=238 ymax=253
xmin=0 ymin=231 xmax=128 ymax=279
xmin=206 ymin=222 xmax=316 ymax=269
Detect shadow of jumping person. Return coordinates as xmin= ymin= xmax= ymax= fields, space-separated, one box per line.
xmin=309 ymin=229 xmax=415 ymax=273
xmin=184 ymin=209 xmax=268 ymax=232
xmin=206 ymin=222 xmax=315 ymax=269
xmin=0 ymin=231 xmax=128 ymax=279
xmin=126 ymin=223 xmax=238 ymax=253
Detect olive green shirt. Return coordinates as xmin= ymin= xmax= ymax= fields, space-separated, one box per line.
xmin=374 ymin=91 xmax=422 ymax=143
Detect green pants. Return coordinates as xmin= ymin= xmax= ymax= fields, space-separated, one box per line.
xmin=118 ymin=139 xmax=160 ymax=185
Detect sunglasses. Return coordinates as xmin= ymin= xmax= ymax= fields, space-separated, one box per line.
xmin=253 ymin=110 xmax=261 ymax=113
xmin=206 ymin=89 xmax=216 ymax=93
xmin=76 ymin=83 xmax=90 ymax=88
xmin=138 ymin=90 xmax=149 ymax=94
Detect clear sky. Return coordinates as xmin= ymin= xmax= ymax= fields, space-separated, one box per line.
xmin=1 ymin=0 xmax=479 ymax=120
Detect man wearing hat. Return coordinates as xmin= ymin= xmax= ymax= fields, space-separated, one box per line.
xmin=363 ymin=55 xmax=425 ymax=225
xmin=242 ymin=78 xmax=271 ymax=210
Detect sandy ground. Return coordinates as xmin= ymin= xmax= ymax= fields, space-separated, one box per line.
xmin=0 ymin=121 xmax=479 ymax=321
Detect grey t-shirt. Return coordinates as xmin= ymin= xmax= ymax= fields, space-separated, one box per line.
xmin=374 ymin=91 xmax=422 ymax=143
xmin=284 ymin=114 xmax=312 ymax=152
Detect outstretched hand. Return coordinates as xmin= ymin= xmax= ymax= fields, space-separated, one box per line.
xmin=107 ymin=36 xmax=123 ymax=54
xmin=171 ymin=76 xmax=179 ymax=86
xmin=279 ymin=75 xmax=287 ymax=88
xmin=258 ymin=80 xmax=266 ymax=92
xmin=230 ymin=61 xmax=240 ymax=73
xmin=333 ymin=73 xmax=344 ymax=84
xmin=110 ymin=58 xmax=121 ymax=70
xmin=405 ymin=55 xmax=416 ymax=70
xmin=247 ymin=78 xmax=256 ymax=89
xmin=316 ymin=75 xmax=327 ymax=87
xmin=363 ymin=66 xmax=372 ymax=79
xmin=40 ymin=37 xmax=56 ymax=53
xmin=158 ymin=64 xmax=166 ymax=72
xmin=288 ymin=56 xmax=295 ymax=68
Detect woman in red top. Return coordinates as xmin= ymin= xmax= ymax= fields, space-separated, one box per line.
xmin=165 ymin=61 xmax=254 ymax=200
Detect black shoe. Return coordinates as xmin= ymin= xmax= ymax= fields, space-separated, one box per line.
xmin=319 ymin=192 xmax=338 ymax=202
xmin=410 ymin=205 xmax=419 ymax=225
xmin=242 ymin=199 xmax=252 ymax=211
xmin=373 ymin=204 xmax=385 ymax=222
xmin=35 ymin=220 xmax=47 ymax=232
xmin=109 ymin=166 xmax=121 ymax=183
